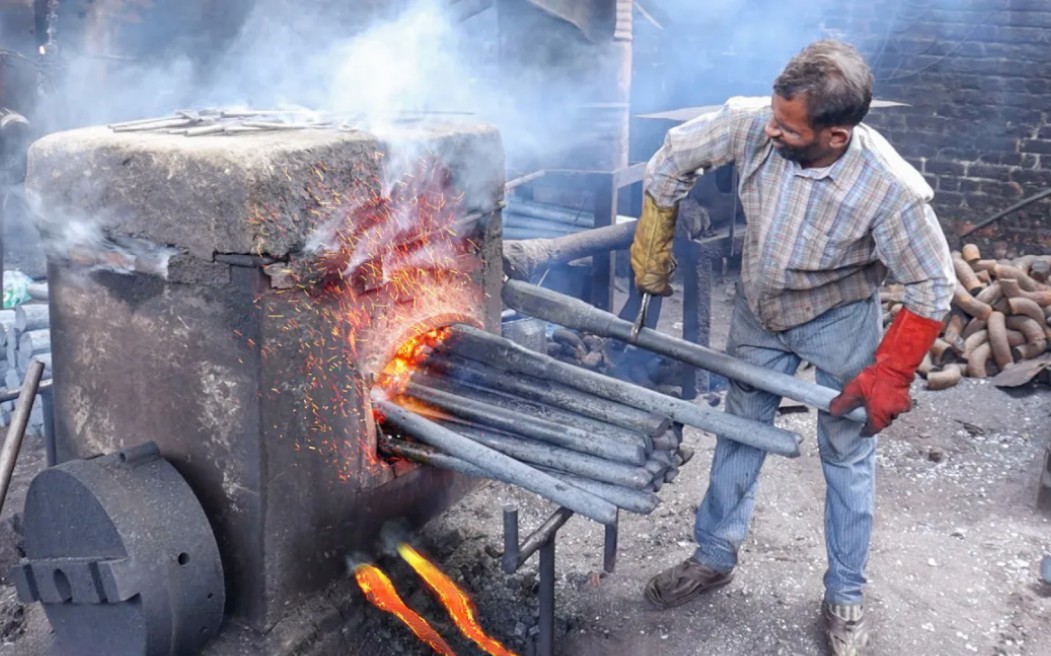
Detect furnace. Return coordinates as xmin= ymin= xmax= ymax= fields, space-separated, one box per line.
xmin=18 ymin=115 xmax=505 ymax=652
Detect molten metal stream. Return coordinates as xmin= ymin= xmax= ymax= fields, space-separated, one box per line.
xmin=398 ymin=543 xmax=518 ymax=656
xmin=354 ymin=563 xmax=457 ymax=656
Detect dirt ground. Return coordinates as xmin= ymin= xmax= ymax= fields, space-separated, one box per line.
xmin=1 ymin=280 xmax=1050 ymax=655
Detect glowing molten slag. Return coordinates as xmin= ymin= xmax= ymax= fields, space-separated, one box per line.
xmin=376 ymin=327 xmax=451 ymax=396
xmin=353 ymin=563 xmax=457 ymax=656
xmin=398 ymin=543 xmax=518 ymax=656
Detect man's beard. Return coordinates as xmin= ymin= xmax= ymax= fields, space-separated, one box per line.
xmin=773 ymin=139 xmax=823 ymax=165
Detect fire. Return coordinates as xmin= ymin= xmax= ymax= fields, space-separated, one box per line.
xmin=353 ymin=563 xmax=457 ymax=656
xmin=398 ymin=543 xmax=518 ymax=656
xmin=376 ymin=327 xmax=451 ymax=396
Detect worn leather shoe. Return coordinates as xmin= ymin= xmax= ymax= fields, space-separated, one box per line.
xmin=823 ymin=602 xmax=869 ymax=655
xmin=643 ymin=557 xmax=734 ymax=609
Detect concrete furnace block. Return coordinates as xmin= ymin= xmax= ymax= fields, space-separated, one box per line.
xmin=25 ymin=122 xmax=504 ymax=260
xmin=26 ymin=120 xmax=505 ymax=646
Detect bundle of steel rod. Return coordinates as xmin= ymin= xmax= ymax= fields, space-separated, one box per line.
xmin=373 ymin=323 xmax=805 ymax=525
xmin=0 ymin=300 xmax=50 ymax=431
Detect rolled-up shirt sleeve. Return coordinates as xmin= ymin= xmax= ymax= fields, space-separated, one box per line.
xmin=644 ymin=99 xmax=760 ymax=208
xmin=873 ymin=201 xmax=955 ymax=321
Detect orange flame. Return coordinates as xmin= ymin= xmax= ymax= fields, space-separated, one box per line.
xmin=398 ymin=543 xmax=518 ymax=656
xmin=376 ymin=327 xmax=451 ymax=396
xmin=354 ymin=563 xmax=457 ymax=656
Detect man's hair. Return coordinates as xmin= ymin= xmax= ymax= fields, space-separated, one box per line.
xmin=773 ymin=40 xmax=873 ymax=130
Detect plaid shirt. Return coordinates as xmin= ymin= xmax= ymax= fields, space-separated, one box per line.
xmin=645 ymin=97 xmax=955 ymax=332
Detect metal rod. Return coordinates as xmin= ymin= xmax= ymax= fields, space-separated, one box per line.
xmin=506 ymin=197 xmax=595 ymax=226
xmin=444 ymin=324 xmax=803 ymax=457
xmin=374 ymin=398 xmax=618 ymax=524
xmin=504 ymin=169 xmax=547 ymax=190
xmin=604 ymin=515 xmax=619 ymax=574
xmin=538 ymin=537 xmax=556 ymax=656
xmin=512 ymin=507 xmax=573 ymax=573
xmin=502 ymin=506 xmax=520 ymax=574
xmin=537 ymin=469 xmax=659 ymax=514
xmin=404 ymin=382 xmax=647 ymax=466
xmin=502 ymin=222 xmax=636 ymax=281
xmin=424 ymin=352 xmax=671 ymax=437
xmin=0 ymin=378 xmax=52 ymax=404
xmin=959 ymin=187 xmax=1051 ymax=238
xmin=42 ymin=384 xmax=56 ymax=467
xmin=412 ymin=370 xmax=653 ymax=451
xmin=380 ymin=436 xmax=660 ymax=514
xmin=501 ymin=280 xmax=868 ymax=425
xmin=0 ymin=361 xmax=45 ymax=516
xmin=434 ymin=421 xmax=653 ymax=490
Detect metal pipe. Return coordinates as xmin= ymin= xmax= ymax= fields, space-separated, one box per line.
xmin=0 ymin=360 xmax=44 ymax=516
xmin=502 ymin=506 xmax=520 ymax=574
xmin=436 ymin=422 xmax=653 ymax=490
xmin=412 ymin=370 xmax=653 ymax=451
xmin=424 ymin=352 xmax=671 ymax=437
xmin=404 ymin=382 xmax=647 ymax=466
xmin=501 ymin=280 xmax=868 ymax=424
xmin=374 ymin=397 xmax=618 ymax=524
xmin=42 ymin=384 xmax=57 ymax=467
xmin=538 ymin=538 xmax=555 ymax=656
xmin=535 ymin=469 xmax=659 ymax=514
xmin=506 ymin=198 xmax=595 ymax=226
xmin=502 ymin=222 xmax=636 ymax=281
xmin=507 ymin=506 xmax=573 ymax=573
xmin=444 ymin=324 xmax=803 ymax=457
xmin=604 ymin=517 xmax=619 ymax=574
xmin=379 ymin=435 xmax=660 ymax=513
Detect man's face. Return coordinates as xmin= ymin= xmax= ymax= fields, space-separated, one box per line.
xmin=765 ymin=93 xmax=842 ymax=166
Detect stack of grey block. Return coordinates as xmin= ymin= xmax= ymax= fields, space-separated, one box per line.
xmin=0 ymin=288 xmax=51 ymax=434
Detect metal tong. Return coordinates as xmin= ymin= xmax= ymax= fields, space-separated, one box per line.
xmin=629 ymin=292 xmax=652 ymax=342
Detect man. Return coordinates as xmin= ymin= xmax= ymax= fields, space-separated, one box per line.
xmin=629 ymin=40 xmax=954 ymax=655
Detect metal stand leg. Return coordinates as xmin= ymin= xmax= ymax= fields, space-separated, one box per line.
xmin=41 ymin=384 xmax=56 ymax=467
xmin=538 ymin=538 xmax=555 ymax=656
xmin=603 ymin=511 xmax=619 ymax=573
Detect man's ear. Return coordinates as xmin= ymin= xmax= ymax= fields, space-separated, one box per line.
xmin=827 ymin=126 xmax=851 ymax=149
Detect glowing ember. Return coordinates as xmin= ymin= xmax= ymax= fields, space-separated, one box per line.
xmin=354 ymin=563 xmax=457 ymax=656
xmin=376 ymin=327 xmax=451 ymax=396
xmin=398 ymin=543 xmax=518 ymax=656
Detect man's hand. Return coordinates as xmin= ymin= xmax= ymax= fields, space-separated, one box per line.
xmin=629 ymin=193 xmax=678 ymax=297
xmin=829 ymin=307 xmax=944 ymax=436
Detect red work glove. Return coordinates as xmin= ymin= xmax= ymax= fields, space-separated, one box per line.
xmin=829 ymin=307 xmax=944 ymax=436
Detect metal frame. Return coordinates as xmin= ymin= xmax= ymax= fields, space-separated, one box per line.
xmin=502 ymin=505 xmax=619 ymax=656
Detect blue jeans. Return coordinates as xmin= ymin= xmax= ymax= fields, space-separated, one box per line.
xmin=693 ymin=289 xmax=881 ymax=605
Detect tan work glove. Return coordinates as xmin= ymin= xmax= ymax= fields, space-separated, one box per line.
xmin=629 ymin=193 xmax=678 ymax=296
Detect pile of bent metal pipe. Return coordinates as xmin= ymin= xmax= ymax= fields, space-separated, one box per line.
xmin=373 ymin=322 xmax=806 ymax=526
xmin=890 ymin=245 xmax=1051 ymax=390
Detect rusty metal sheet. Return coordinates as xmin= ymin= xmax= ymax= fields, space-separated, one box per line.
xmin=990 ymin=356 xmax=1051 ymax=388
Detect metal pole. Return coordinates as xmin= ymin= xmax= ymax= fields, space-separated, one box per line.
xmin=0 ymin=360 xmax=45 ymax=516
xmin=445 ymin=324 xmax=803 ymax=457
xmin=42 ymin=384 xmax=56 ymax=467
xmin=374 ymin=397 xmax=618 ymax=524
xmin=501 ymin=280 xmax=869 ymax=424
xmin=424 ymin=353 xmax=670 ymax=437
xmin=412 ymin=370 xmax=654 ymax=450
xmin=538 ymin=537 xmax=555 ymax=656
xmin=604 ymin=513 xmax=619 ymax=574
xmin=404 ymin=382 xmax=647 ymax=466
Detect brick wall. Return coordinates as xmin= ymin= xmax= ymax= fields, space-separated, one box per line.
xmin=830 ymin=0 xmax=1051 ymax=253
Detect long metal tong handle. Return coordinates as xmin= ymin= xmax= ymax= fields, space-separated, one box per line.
xmin=629 ymin=292 xmax=652 ymax=342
